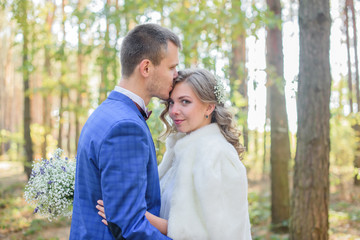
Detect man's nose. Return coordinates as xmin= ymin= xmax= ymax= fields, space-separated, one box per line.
xmin=173 ymin=70 xmax=178 ymax=79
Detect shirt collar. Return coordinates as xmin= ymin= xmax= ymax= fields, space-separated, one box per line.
xmin=114 ymin=86 xmax=151 ymax=117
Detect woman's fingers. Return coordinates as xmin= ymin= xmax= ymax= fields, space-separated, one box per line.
xmin=96 ymin=200 xmax=108 ymax=226
xmin=96 ymin=205 xmax=106 ymax=217
xmin=96 ymin=204 xmax=107 ymax=221
xmin=96 ymin=204 xmax=105 ymax=214
xmin=98 ymin=210 xmax=106 ymax=219
xmin=97 ymin=200 xmax=104 ymax=206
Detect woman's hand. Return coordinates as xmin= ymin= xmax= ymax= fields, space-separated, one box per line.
xmin=96 ymin=199 xmax=167 ymax=235
xmin=96 ymin=200 xmax=108 ymax=226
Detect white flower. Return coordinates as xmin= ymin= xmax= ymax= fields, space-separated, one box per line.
xmin=214 ymin=78 xmax=226 ymax=105
xmin=24 ymin=148 xmax=76 ymax=221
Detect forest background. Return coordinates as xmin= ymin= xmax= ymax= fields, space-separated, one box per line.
xmin=0 ymin=0 xmax=360 ymax=239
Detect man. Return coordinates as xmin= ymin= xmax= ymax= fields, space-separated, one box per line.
xmin=70 ymin=23 xmax=180 ymax=239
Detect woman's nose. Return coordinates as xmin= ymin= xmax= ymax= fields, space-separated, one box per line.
xmin=169 ymin=103 xmax=179 ymax=116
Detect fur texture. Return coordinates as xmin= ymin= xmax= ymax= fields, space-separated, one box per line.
xmin=159 ymin=124 xmax=252 ymax=240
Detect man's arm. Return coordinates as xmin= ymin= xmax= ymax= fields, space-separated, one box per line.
xmin=99 ymin=120 xmax=170 ymax=240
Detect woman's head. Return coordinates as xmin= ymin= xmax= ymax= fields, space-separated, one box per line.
xmin=160 ymin=68 xmax=244 ymax=155
xmin=168 ymin=75 xmax=215 ymax=133
xmin=173 ymin=68 xmax=220 ymax=106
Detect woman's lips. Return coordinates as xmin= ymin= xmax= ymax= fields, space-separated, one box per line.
xmin=173 ymin=120 xmax=184 ymax=125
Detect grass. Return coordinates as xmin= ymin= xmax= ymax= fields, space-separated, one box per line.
xmin=0 ymin=160 xmax=359 ymax=239
xmin=0 ymin=162 xmax=71 ymax=240
xmin=247 ymin=165 xmax=360 ymax=240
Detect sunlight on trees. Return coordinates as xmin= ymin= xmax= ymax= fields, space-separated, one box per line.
xmin=0 ymin=0 xmax=359 ymax=239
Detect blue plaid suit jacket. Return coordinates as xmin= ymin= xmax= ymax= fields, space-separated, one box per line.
xmin=70 ymin=91 xmax=170 ymax=240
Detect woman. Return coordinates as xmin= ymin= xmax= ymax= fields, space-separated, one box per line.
xmin=97 ymin=68 xmax=252 ymax=239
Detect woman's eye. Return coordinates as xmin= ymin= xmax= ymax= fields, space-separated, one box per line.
xmin=168 ymin=100 xmax=174 ymax=105
xmin=182 ymin=100 xmax=190 ymax=104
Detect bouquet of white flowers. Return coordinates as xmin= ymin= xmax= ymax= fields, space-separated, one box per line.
xmin=24 ymin=148 xmax=76 ymax=221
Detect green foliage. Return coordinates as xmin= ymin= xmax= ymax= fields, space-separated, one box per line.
xmin=0 ymin=129 xmax=23 ymax=161
xmin=269 ymin=235 xmax=289 ymax=240
xmin=24 ymin=219 xmax=51 ymax=236
xmin=330 ymin=200 xmax=360 ymax=223
xmin=248 ymin=191 xmax=271 ymax=225
xmin=266 ymin=65 xmax=286 ymax=95
xmin=263 ymin=5 xmax=282 ymax=30
xmin=0 ymin=181 xmax=33 ymax=232
xmin=1 ymin=0 xmax=276 ymax=161
xmin=147 ymin=99 xmax=167 ymax=163
xmin=330 ymin=114 xmax=356 ymax=166
xmin=0 ymin=177 xmax=71 ymax=238
xmin=30 ymin=123 xmax=58 ymax=158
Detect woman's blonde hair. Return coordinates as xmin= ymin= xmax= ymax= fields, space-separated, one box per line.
xmin=160 ymin=68 xmax=245 ymax=156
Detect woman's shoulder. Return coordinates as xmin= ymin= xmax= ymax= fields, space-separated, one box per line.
xmin=189 ymin=125 xmax=245 ymax=170
xmin=196 ymin=125 xmax=237 ymax=154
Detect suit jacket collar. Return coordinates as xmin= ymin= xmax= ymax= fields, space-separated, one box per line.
xmin=107 ymin=90 xmax=144 ymax=121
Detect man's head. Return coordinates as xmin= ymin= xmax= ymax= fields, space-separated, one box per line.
xmin=120 ymin=23 xmax=181 ymax=78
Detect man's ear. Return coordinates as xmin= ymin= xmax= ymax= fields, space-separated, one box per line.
xmin=139 ymin=59 xmax=153 ymax=78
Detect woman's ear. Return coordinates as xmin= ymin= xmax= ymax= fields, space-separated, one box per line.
xmin=206 ymin=104 xmax=216 ymax=116
xmin=138 ymin=59 xmax=153 ymax=77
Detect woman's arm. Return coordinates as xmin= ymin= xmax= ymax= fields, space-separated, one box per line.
xmin=145 ymin=211 xmax=168 ymax=236
xmin=96 ymin=200 xmax=168 ymax=235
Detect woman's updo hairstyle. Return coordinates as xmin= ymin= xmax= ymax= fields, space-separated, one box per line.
xmin=160 ymin=68 xmax=244 ymax=156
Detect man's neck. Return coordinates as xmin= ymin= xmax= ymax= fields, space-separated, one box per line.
xmin=118 ymin=78 xmax=150 ymax=106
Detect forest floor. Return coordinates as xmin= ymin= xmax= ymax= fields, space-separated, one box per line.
xmin=0 ymin=160 xmax=359 ymax=240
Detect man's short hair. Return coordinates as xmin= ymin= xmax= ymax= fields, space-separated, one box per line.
xmin=120 ymin=23 xmax=181 ymax=78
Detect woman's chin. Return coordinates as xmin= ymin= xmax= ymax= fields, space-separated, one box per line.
xmin=175 ymin=126 xmax=186 ymax=134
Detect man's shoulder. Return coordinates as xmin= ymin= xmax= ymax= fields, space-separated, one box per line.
xmin=79 ymin=98 xmax=145 ymax=144
xmin=91 ymin=95 xmax=142 ymax=124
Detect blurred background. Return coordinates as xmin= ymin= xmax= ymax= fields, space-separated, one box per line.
xmin=0 ymin=0 xmax=359 ymax=239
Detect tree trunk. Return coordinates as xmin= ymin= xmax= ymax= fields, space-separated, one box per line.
xmin=67 ymin=95 xmax=72 ymax=155
xmin=58 ymin=0 xmax=66 ymax=149
xmin=262 ymin=120 xmax=269 ymax=176
xmin=348 ymin=0 xmax=360 ymax=185
xmin=112 ymin=0 xmax=120 ymax=83
xmin=263 ymin=84 xmax=271 ymax=177
xmin=230 ymin=0 xmax=249 ymax=150
xmin=266 ymin=0 xmax=291 ymax=232
xmin=58 ymin=88 xmax=64 ymax=149
xmin=230 ymin=33 xmax=249 ymax=149
xmin=0 ymin=23 xmax=9 ymax=155
xmin=353 ymin=123 xmax=360 ymax=185
xmin=349 ymin=0 xmax=360 ymax=108
xmin=75 ymin=91 xmax=81 ymax=151
xmin=99 ymin=0 xmax=111 ymax=104
xmin=75 ymin=0 xmax=83 ymax=150
xmin=21 ymin=0 xmax=34 ymax=179
xmin=290 ymin=1 xmax=331 ymax=239
xmin=344 ymin=0 xmax=353 ymax=113
xmin=42 ymin=0 xmax=56 ymax=158
xmin=254 ymin=128 xmax=258 ymax=159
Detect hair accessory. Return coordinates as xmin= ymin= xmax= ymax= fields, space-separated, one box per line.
xmin=214 ymin=78 xmax=226 ymax=104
